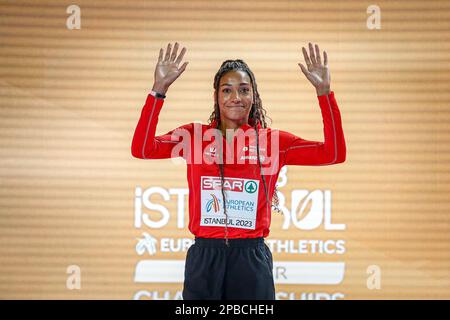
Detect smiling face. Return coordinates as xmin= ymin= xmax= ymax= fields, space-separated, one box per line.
xmin=216 ymin=70 xmax=254 ymax=128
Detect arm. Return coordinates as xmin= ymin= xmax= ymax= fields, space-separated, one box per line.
xmin=281 ymin=91 xmax=346 ymax=166
xmin=131 ymin=42 xmax=189 ymax=159
xmin=131 ymin=93 xmax=192 ymax=159
xmin=282 ymin=42 xmax=346 ymax=166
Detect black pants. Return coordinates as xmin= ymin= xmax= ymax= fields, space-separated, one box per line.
xmin=182 ymin=237 xmax=275 ymax=300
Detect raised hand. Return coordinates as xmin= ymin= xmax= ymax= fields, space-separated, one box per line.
xmin=298 ymin=43 xmax=331 ymax=96
xmin=152 ymin=42 xmax=189 ymax=94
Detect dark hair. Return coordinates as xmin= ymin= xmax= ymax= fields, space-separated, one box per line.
xmin=209 ymin=59 xmax=280 ymax=246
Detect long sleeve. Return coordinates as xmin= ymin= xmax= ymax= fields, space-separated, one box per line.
xmin=131 ymin=94 xmax=188 ymax=159
xmin=280 ymin=91 xmax=346 ymax=166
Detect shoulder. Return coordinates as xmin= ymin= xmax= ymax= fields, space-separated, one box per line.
xmin=172 ymin=122 xmax=217 ymax=135
xmin=170 ymin=123 xmax=195 ymax=137
xmin=265 ymin=128 xmax=300 ymax=150
xmin=265 ymin=127 xmax=298 ymax=141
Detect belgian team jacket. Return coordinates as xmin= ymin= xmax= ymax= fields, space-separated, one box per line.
xmin=131 ymin=91 xmax=346 ymax=239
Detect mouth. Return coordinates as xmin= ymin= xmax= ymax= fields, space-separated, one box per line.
xmin=226 ymin=105 xmax=245 ymax=108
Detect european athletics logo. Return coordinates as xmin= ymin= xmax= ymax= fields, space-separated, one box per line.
xmin=206 ymin=194 xmax=220 ymax=213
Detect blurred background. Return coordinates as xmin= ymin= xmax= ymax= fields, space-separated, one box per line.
xmin=0 ymin=0 xmax=449 ymax=299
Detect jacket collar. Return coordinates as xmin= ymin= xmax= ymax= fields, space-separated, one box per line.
xmin=209 ymin=119 xmax=262 ymax=131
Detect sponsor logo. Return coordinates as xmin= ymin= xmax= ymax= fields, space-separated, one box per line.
xmin=201 ymin=176 xmax=244 ymax=192
xmin=206 ymin=194 xmax=220 ymax=213
xmin=240 ymin=155 xmax=266 ymax=161
xmin=244 ymin=181 xmax=258 ymax=194
xmin=135 ymin=232 xmax=158 ymax=256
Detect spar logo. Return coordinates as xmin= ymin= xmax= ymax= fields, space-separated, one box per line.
xmin=244 ymin=181 xmax=258 ymax=194
xmin=206 ymin=194 xmax=221 ymax=213
xmin=201 ymin=176 xmax=244 ymax=192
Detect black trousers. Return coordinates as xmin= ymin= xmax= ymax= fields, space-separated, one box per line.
xmin=182 ymin=237 xmax=275 ymax=300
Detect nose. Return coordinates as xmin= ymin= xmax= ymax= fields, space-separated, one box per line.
xmin=230 ymin=90 xmax=242 ymax=102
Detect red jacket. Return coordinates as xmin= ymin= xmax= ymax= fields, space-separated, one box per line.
xmin=131 ymin=91 xmax=346 ymax=239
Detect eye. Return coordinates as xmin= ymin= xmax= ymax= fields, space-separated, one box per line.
xmin=240 ymin=88 xmax=250 ymax=93
xmin=222 ymin=88 xmax=231 ymax=93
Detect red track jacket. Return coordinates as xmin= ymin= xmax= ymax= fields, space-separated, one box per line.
xmin=131 ymin=91 xmax=346 ymax=239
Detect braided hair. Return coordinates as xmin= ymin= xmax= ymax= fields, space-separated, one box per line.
xmin=209 ymin=59 xmax=280 ymax=246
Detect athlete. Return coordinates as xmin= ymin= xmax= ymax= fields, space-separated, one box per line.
xmin=131 ymin=42 xmax=346 ymax=300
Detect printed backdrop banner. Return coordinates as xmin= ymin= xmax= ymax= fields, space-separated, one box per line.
xmin=0 ymin=0 xmax=449 ymax=299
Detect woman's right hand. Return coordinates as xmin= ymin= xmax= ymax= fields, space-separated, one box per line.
xmin=152 ymin=42 xmax=188 ymax=94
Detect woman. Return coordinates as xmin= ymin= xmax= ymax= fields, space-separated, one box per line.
xmin=131 ymin=42 xmax=346 ymax=300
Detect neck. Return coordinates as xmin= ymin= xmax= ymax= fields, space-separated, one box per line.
xmin=219 ymin=118 xmax=248 ymax=135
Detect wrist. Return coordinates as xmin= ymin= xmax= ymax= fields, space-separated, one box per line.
xmin=152 ymin=82 xmax=169 ymax=95
xmin=316 ymin=87 xmax=330 ymax=96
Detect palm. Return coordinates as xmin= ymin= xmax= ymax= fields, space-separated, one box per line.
xmin=298 ymin=43 xmax=331 ymax=92
xmin=154 ymin=42 xmax=188 ymax=87
xmin=307 ymin=64 xmax=330 ymax=88
xmin=155 ymin=62 xmax=182 ymax=84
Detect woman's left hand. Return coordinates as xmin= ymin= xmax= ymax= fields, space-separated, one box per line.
xmin=299 ymin=42 xmax=331 ymax=96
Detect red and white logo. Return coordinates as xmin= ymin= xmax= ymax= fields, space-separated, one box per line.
xmin=201 ymin=177 xmax=244 ymax=192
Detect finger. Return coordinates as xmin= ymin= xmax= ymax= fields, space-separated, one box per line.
xmin=309 ymin=42 xmax=317 ymax=65
xmin=179 ymin=61 xmax=189 ymax=74
xmin=170 ymin=42 xmax=179 ymax=62
xmin=315 ymin=44 xmax=322 ymax=65
xmin=175 ymin=47 xmax=187 ymax=65
xmin=324 ymin=50 xmax=328 ymax=66
xmin=164 ymin=43 xmax=171 ymax=61
xmin=302 ymin=47 xmax=312 ymax=68
xmin=299 ymin=63 xmax=315 ymax=83
xmin=298 ymin=63 xmax=308 ymax=75
xmin=158 ymin=48 xmax=163 ymax=63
